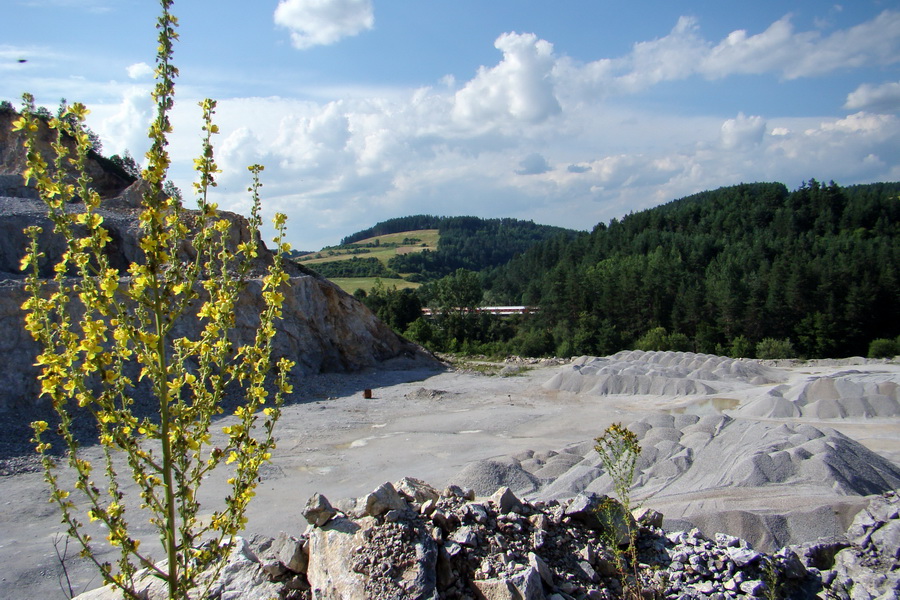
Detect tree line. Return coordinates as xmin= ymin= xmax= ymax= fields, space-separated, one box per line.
xmin=359 ymin=180 xmax=900 ymax=359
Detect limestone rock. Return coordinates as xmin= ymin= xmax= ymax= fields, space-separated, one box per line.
xmin=829 ymin=492 xmax=900 ymax=600
xmin=474 ymin=566 xmax=545 ymax=600
xmin=396 ymin=476 xmax=441 ymax=505
xmin=72 ymin=482 xmax=900 ymax=600
xmin=564 ymin=492 xmax=636 ymax=547
xmin=268 ymin=530 xmax=308 ymax=575
xmin=73 ymin=538 xmax=284 ymax=600
xmin=364 ymin=481 xmax=409 ymax=517
xmin=0 ymin=194 xmax=435 ymax=456
xmin=306 ymin=517 xmax=375 ymax=599
xmin=304 ymin=492 xmax=338 ymax=527
xmin=490 ymin=486 xmax=524 ymax=514
xmin=307 ymin=512 xmax=438 ymax=600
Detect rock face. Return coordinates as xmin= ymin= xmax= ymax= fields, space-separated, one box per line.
xmin=0 ymin=109 xmax=135 ymax=202
xmin=0 ymin=114 xmax=436 ymax=458
xmin=72 ymin=484 xmax=900 ymax=600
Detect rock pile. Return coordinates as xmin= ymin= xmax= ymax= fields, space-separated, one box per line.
xmin=452 ymin=413 xmax=900 ymax=551
xmin=543 ymin=352 xmax=786 ymax=397
xmin=738 ymin=370 xmax=900 ymax=419
xmin=77 ymin=483 xmax=898 ymax=599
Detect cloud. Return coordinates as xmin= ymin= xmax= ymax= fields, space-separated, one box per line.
xmin=516 ymin=153 xmax=551 ymax=175
xmin=94 ymin=85 xmax=154 ymax=158
xmin=567 ymin=9 xmax=900 ymax=96
xmin=274 ymin=0 xmax=374 ymax=50
xmin=126 ymin=62 xmax=153 ymax=80
xmin=845 ymin=81 xmax=900 ymax=113
xmin=615 ymin=16 xmax=708 ymax=92
xmin=453 ymin=32 xmax=561 ymax=127
xmin=702 ymin=9 xmax=900 ymax=80
xmin=721 ymin=113 xmax=767 ymax=149
xmin=18 ymin=0 xmax=112 ymax=12
xmin=39 ymin=10 xmax=900 ymax=250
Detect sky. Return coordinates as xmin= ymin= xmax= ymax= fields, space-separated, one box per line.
xmin=3 ymin=1 xmax=900 ymax=250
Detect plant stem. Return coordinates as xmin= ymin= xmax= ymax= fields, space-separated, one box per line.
xmin=153 ymin=284 xmax=178 ymax=597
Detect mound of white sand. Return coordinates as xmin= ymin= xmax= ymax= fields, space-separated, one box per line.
xmin=543 ymin=351 xmax=786 ymax=396
xmin=452 ymin=456 xmax=541 ymax=496
xmin=739 ymin=370 xmax=900 ymax=419
xmin=450 ymin=413 xmax=900 ymax=549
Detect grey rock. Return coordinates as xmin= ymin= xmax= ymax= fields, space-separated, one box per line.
xmin=633 ymin=507 xmax=664 ymax=528
xmin=269 ymin=531 xmax=307 ymax=574
xmin=395 ymin=476 xmax=440 ymax=504
xmin=574 ymin=560 xmax=600 ymax=583
xmin=871 ymin=519 xmax=900 ymax=560
xmin=491 ymin=486 xmax=524 ymax=514
xmin=453 ymin=525 xmax=479 ymax=547
xmin=790 ymin=536 xmax=851 ymax=569
xmin=528 ymin=552 xmax=554 ymax=587
xmin=363 ymin=481 xmax=408 ymax=517
xmin=564 ymin=492 xmax=636 ymax=547
xmin=739 ymin=579 xmax=767 ymax=596
xmin=303 ymin=492 xmax=337 ymax=527
xmin=727 ymin=545 xmax=762 ymax=567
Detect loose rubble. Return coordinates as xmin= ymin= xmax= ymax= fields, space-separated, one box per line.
xmin=74 ymin=483 xmax=900 ymax=599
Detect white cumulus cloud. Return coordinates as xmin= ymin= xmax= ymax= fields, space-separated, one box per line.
xmin=568 ymin=9 xmax=900 ymax=96
xmin=845 ymin=81 xmax=900 ymax=113
xmin=274 ymin=0 xmax=374 ymax=50
xmin=453 ymin=32 xmax=561 ymax=127
xmin=126 ymin=62 xmax=153 ymax=80
xmin=721 ymin=113 xmax=767 ymax=149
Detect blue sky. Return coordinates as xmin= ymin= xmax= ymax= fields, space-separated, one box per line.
xmin=3 ymin=1 xmax=900 ymax=250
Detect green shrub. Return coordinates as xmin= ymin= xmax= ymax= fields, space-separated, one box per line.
xmin=755 ymin=337 xmax=795 ymax=359
xmin=729 ymin=335 xmax=754 ymax=358
xmin=868 ymin=338 xmax=899 ymax=358
xmin=634 ymin=327 xmax=691 ymax=352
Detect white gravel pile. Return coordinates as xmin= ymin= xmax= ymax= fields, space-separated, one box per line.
xmin=543 ymin=351 xmax=786 ymax=396
xmin=738 ymin=369 xmax=900 ymax=419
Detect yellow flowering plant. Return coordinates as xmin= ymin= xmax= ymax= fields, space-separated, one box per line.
xmin=594 ymin=423 xmax=644 ymax=599
xmin=17 ymin=1 xmax=294 ymax=598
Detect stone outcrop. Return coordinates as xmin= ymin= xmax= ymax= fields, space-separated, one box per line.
xmin=0 ymin=113 xmax=437 ymax=459
xmin=71 ymin=484 xmax=900 ymax=600
xmin=0 ymin=109 xmax=135 ymax=202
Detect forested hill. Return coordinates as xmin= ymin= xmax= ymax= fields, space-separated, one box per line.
xmin=343 ymin=215 xmax=577 ymax=281
xmin=341 ymin=215 xmax=443 ymax=244
xmin=483 ymin=180 xmax=900 ymax=358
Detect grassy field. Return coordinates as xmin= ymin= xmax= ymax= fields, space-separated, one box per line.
xmin=298 ymin=229 xmax=439 ymax=266
xmin=328 ymin=277 xmax=420 ymax=295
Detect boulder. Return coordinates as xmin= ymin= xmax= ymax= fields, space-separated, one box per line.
xmin=396 ymin=476 xmax=441 ymax=505
xmin=307 ymin=513 xmax=438 ymax=600
xmin=564 ymin=493 xmax=637 ymax=547
xmin=303 ymin=492 xmax=338 ymax=527
xmin=363 ymin=481 xmax=409 ymax=517
xmin=473 ymin=566 xmax=545 ymax=600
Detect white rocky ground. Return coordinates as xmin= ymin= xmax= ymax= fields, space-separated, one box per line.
xmin=1 ymin=352 xmax=898 ymax=599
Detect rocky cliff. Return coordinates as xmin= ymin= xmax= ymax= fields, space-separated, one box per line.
xmin=0 ymin=109 xmax=437 ymax=457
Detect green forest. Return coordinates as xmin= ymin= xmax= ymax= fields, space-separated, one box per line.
xmin=361 ymin=180 xmax=900 ymax=359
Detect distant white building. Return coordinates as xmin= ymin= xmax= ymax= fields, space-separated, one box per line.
xmin=421 ymin=306 xmax=536 ymax=316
